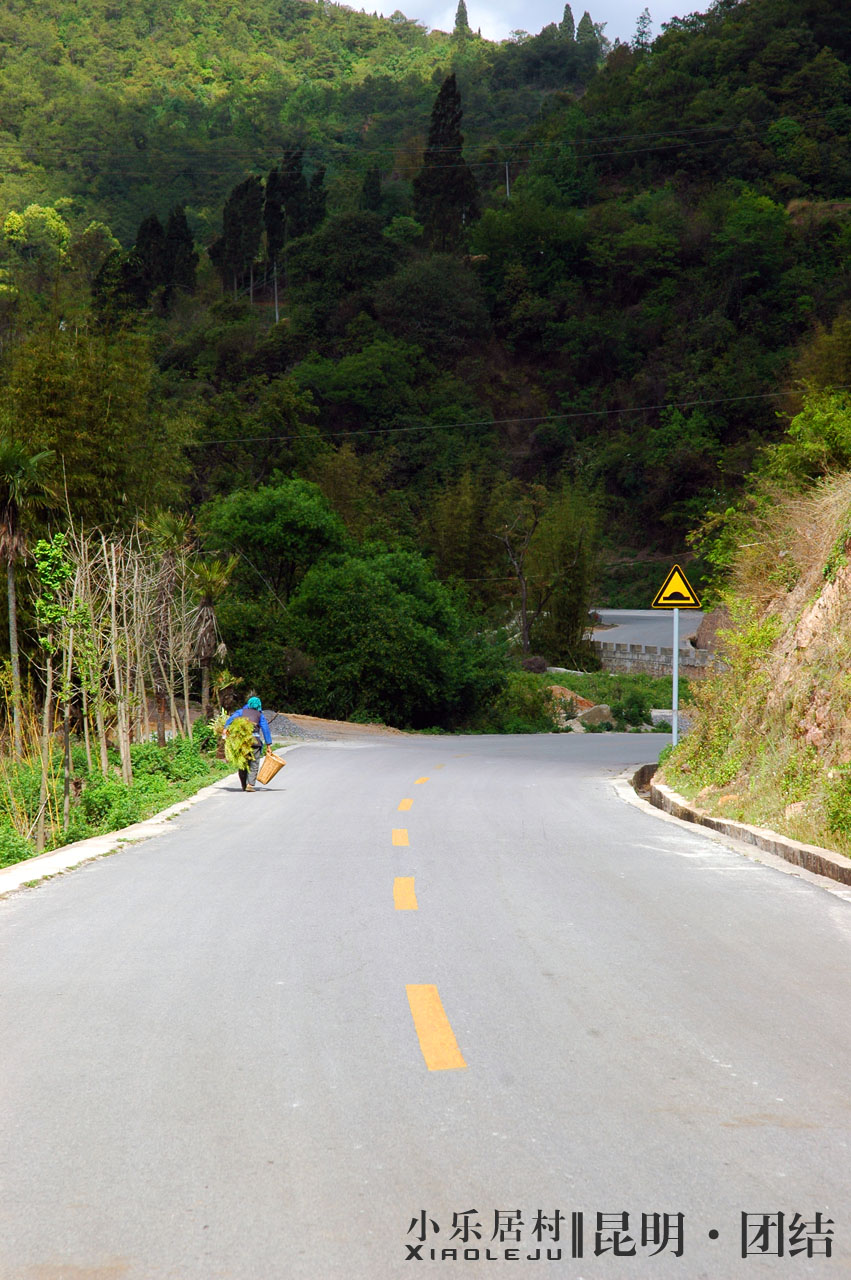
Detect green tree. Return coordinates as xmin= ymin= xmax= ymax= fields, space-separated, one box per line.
xmin=3 ymin=205 xmax=70 ymax=294
xmin=5 ymin=326 xmax=194 ymax=526
xmin=413 ymin=74 xmax=480 ymax=251
xmin=560 ymin=3 xmax=575 ymax=40
xmin=164 ymin=206 xmax=198 ymax=299
xmin=286 ymin=549 xmax=506 ymax=727
xmin=306 ymin=167 xmax=327 ymax=232
xmin=209 ymin=176 xmax=264 ymax=300
xmin=199 ymin=478 xmax=348 ymax=603
xmin=134 ymin=213 xmax=168 ymax=299
xmin=454 ymin=0 xmax=470 ymax=35
xmin=0 ymin=440 xmax=54 ymax=756
xmin=67 ymin=222 xmax=121 ymax=289
xmin=633 ymin=7 xmax=652 ymax=50
xmin=264 ymin=167 xmax=286 ymax=322
xmin=189 ymin=556 xmax=238 ymax=718
xmin=361 ymin=168 xmax=382 ymax=213
xmin=280 ymin=149 xmax=310 ymax=243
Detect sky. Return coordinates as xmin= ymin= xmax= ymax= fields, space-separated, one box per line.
xmin=410 ymin=0 xmax=711 ymax=44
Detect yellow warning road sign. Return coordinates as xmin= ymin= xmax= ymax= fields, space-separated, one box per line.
xmin=651 ymin=563 xmax=701 ymax=609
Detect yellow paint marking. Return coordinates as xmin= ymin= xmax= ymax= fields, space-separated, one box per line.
xmin=392 ymin=828 xmax=409 ymax=846
xmin=394 ymin=877 xmax=418 ymax=910
xmin=414 ymin=776 xmax=429 ymax=784
xmin=398 ymin=798 xmax=413 ymax=811
xmin=406 ymin=985 xmax=467 ymax=1070
xmin=433 ymin=763 xmax=446 ymax=770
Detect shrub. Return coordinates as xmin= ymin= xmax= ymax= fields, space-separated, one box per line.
xmin=0 ymin=820 xmax=35 ymax=868
xmin=286 ymin=549 xmax=507 ymax=728
xmin=78 ymin=776 xmax=142 ymax=831
xmin=192 ymin=717 xmax=217 ymax=753
xmin=611 ymin=689 xmax=652 ymax=727
xmin=479 ymin=671 xmax=561 ymax=733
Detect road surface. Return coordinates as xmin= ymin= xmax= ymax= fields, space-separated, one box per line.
xmin=593 ymin=608 xmax=704 ymax=649
xmin=1 ymin=733 xmax=848 ymax=1279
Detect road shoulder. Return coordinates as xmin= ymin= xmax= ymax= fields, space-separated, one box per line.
xmin=614 ymin=765 xmax=851 ymax=901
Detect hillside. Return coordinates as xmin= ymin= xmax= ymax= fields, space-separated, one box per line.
xmin=0 ymin=0 xmax=601 ymax=240
xmin=659 ymin=463 xmax=851 ymax=858
xmin=4 ymin=0 xmax=851 ymax=720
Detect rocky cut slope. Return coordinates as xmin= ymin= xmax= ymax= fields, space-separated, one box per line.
xmin=659 ymin=471 xmax=851 ymax=859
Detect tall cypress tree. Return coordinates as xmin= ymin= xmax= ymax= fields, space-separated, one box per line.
xmin=210 ymin=176 xmax=264 ymax=299
xmin=306 ymin=166 xmax=327 ymax=232
xmin=454 ymin=0 xmax=470 ymax=34
xmin=280 ymin=149 xmax=309 ymax=240
xmin=413 ymin=74 xmax=479 ymax=251
xmin=560 ymin=3 xmax=575 ymax=40
xmin=164 ymin=206 xmax=198 ymax=299
xmin=361 ymin=167 xmax=382 ymax=213
xmin=134 ymin=213 xmax=167 ymax=297
xmin=264 ymin=167 xmax=285 ymax=321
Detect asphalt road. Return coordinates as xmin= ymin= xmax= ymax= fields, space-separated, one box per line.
xmin=593 ymin=609 xmax=705 ymax=649
xmin=1 ymin=733 xmax=849 ymax=1279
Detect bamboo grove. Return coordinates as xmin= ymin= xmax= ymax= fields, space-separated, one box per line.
xmin=1 ymin=520 xmax=233 ymax=853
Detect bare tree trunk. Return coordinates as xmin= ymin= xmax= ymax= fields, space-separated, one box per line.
xmin=201 ymin=661 xmax=211 ymax=721
xmin=81 ymin=684 xmax=93 ymax=773
xmin=63 ymin=617 xmax=76 ymax=831
xmin=36 ymin=644 xmax=54 ymax=853
xmin=7 ymin=558 xmax=21 ymax=757
xmin=110 ymin=544 xmax=132 ymax=786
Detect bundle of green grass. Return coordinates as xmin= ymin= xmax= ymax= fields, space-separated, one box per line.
xmin=224 ymin=717 xmax=255 ymax=771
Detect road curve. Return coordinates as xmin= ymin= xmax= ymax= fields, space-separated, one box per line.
xmin=1 ymin=732 xmax=848 ymax=1279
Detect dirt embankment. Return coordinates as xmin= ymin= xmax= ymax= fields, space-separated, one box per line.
xmin=659 ymin=472 xmax=851 ymax=858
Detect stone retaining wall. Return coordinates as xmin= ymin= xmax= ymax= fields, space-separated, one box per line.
xmin=591 ymin=639 xmax=720 ymax=678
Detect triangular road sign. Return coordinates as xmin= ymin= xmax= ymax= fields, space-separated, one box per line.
xmin=651 ymin=563 xmax=701 ymax=609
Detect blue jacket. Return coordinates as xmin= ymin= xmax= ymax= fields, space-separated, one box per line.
xmin=225 ymin=705 xmax=272 ymax=745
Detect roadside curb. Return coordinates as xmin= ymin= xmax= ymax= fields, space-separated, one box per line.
xmin=0 ymin=743 xmax=305 ymax=899
xmin=616 ymin=763 xmax=851 ymax=889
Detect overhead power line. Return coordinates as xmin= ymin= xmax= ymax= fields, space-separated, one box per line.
xmin=188 ymin=386 xmax=851 ymax=448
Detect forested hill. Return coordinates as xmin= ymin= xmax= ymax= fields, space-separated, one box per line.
xmin=0 ymin=0 xmax=603 ymax=240
xmin=4 ymin=0 xmax=851 ymax=717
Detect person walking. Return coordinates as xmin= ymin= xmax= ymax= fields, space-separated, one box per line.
xmin=224 ymin=696 xmax=272 ymax=791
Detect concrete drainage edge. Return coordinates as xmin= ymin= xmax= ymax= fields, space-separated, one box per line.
xmin=632 ymin=764 xmax=851 ymax=888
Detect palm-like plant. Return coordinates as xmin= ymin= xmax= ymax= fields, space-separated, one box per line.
xmin=190 ymin=556 xmax=238 ymax=719
xmin=0 ymin=440 xmax=54 ymax=756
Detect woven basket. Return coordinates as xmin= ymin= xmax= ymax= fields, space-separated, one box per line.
xmin=257 ymin=753 xmax=286 ymax=785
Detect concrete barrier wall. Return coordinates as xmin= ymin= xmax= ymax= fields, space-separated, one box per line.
xmin=591 ymin=640 xmax=719 ymax=678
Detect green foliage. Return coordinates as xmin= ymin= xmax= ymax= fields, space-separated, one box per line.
xmin=825 ymin=767 xmax=851 ymax=837
xmin=286 ymin=548 xmax=507 ymax=728
xmin=476 ymin=669 xmax=561 ymax=733
xmin=0 ymin=818 xmax=36 ymax=868
xmin=413 ymin=74 xmax=480 ymax=251
xmin=200 ymin=477 xmax=347 ymax=602
xmin=611 ymin=689 xmax=652 ymax=727
xmin=762 ymin=391 xmax=851 ymax=487
xmin=224 ymin=716 xmax=256 ymax=771
xmin=3 ymin=325 xmax=194 ymax=524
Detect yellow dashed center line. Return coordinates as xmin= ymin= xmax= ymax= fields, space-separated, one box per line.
xmin=414 ymin=776 xmax=429 ymax=785
xmin=398 ymin=798 xmax=413 ymax=811
xmin=393 ymin=877 xmax=418 ymax=910
xmin=392 ymin=828 xmax=409 ymax=846
xmin=406 ymin=985 xmax=467 ymax=1070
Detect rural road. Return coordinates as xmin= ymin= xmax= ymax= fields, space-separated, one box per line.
xmin=592 ymin=608 xmax=705 ymax=649
xmin=1 ymin=733 xmax=848 ymax=1279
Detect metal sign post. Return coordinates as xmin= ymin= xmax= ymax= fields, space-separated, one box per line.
xmin=672 ymin=607 xmax=679 ymax=746
xmin=651 ymin=564 xmax=701 ymax=746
